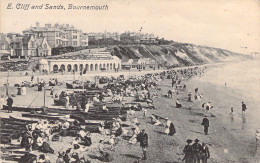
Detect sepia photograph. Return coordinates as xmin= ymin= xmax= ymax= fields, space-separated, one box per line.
xmin=0 ymin=0 xmax=259 ymax=162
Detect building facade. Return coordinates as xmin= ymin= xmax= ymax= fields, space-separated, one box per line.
xmin=39 ymin=51 xmax=121 ymax=73
xmin=23 ymin=22 xmax=88 ymax=48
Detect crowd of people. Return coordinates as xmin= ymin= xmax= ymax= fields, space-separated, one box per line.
xmin=1 ymin=64 xmax=257 ymax=163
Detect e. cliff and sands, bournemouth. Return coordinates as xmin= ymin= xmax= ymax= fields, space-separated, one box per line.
xmin=6 ymin=3 xmax=109 ymax=10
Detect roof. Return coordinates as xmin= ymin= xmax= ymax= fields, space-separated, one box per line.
xmin=23 ymin=27 xmax=63 ymax=33
xmin=132 ymin=59 xmax=140 ymax=63
xmin=22 ymin=35 xmax=31 ymax=46
xmin=121 ymin=58 xmax=131 ymax=62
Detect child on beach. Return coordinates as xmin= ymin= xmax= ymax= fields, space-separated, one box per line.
xmin=242 ymin=102 xmax=247 ymax=115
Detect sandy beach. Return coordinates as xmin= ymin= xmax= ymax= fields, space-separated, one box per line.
xmin=0 ymin=59 xmax=259 ymax=163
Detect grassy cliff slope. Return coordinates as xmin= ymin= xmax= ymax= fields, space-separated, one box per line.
xmin=111 ymin=43 xmax=244 ymax=66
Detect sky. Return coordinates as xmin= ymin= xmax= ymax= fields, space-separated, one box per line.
xmin=0 ymin=0 xmax=259 ymax=54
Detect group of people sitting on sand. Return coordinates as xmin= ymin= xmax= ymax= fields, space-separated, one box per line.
xmin=149 ymin=114 xmax=176 ymax=136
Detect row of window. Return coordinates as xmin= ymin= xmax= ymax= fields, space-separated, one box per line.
xmin=56 ymin=40 xmax=79 ymax=46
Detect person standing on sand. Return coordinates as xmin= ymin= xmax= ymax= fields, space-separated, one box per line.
xmin=139 ymin=129 xmax=148 ymax=160
xmin=201 ymin=116 xmax=209 ymax=135
xmin=143 ymin=108 xmax=147 ymax=118
xmin=182 ymin=139 xmax=193 ymax=163
xmin=256 ymin=129 xmax=260 ymax=150
xmin=230 ymin=106 xmax=234 ymax=124
xmin=6 ymin=96 xmax=13 ymax=113
xmin=242 ymin=102 xmax=247 ymax=115
xmin=192 ymin=139 xmax=202 ymax=163
xmin=188 ymin=92 xmax=192 ymax=102
xmin=200 ymin=142 xmax=210 ymax=163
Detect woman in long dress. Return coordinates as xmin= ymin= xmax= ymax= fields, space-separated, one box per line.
xmin=65 ymin=95 xmax=70 ymax=109
xmin=22 ymin=86 xmax=26 ymax=95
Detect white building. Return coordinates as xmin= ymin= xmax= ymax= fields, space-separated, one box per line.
xmin=39 ymin=51 xmax=121 ymax=73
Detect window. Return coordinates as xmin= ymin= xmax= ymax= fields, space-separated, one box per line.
xmin=56 ymin=33 xmax=59 ymax=37
xmin=73 ymin=41 xmax=77 ymax=46
xmin=73 ymin=35 xmax=77 ymax=39
xmin=44 ymin=44 xmax=47 ymax=49
xmin=73 ymin=30 xmax=77 ymax=33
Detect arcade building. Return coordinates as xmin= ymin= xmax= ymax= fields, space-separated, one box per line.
xmin=38 ymin=52 xmax=121 ymax=73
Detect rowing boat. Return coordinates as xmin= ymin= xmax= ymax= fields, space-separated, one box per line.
xmin=21 ymin=113 xmax=68 ymax=120
xmin=9 ymin=116 xmax=38 ymax=124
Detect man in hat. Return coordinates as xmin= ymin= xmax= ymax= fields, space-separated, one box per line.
xmin=182 ymin=139 xmax=193 ymax=163
xmin=192 ymin=139 xmax=202 ymax=163
xmin=201 ymin=116 xmax=209 ymax=135
xmin=242 ymin=102 xmax=247 ymax=115
xmin=139 ymin=129 xmax=148 ymax=160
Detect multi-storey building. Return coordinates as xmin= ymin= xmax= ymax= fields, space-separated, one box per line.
xmin=23 ymin=22 xmax=88 ymax=48
xmin=88 ymin=32 xmax=120 ymax=41
xmin=0 ymin=33 xmax=51 ymax=57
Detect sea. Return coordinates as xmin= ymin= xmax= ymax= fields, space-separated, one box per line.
xmin=197 ymin=58 xmax=260 ymax=133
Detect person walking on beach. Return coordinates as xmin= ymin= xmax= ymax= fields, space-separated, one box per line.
xmin=6 ymin=96 xmax=13 ymax=113
xmin=192 ymin=139 xmax=202 ymax=163
xmin=256 ymin=129 xmax=260 ymax=150
xmin=201 ymin=116 xmax=209 ymax=135
xmin=242 ymin=102 xmax=247 ymax=115
xmin=139 ymin=129 xmax=148 ymax=160
xmin=182 ymin=139 xmax=193 ymax=163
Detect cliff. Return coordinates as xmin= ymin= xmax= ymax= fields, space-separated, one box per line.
xmin=111 ymin=43 xmax=245 ymax=66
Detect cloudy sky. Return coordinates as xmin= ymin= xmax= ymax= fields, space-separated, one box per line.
xmin=1 ymin=0 xmax=259 ymax=54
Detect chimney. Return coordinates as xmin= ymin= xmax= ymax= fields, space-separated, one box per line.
xmin=36 ymin=21 xmax=40 ymax=28
xmin=66 ymin=24 xmax=69 ymax=28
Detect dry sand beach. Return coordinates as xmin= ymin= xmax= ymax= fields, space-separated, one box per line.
xmin=0 ymin=58 xmax=260 ymax=163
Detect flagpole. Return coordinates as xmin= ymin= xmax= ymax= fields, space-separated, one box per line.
xmin=6 ymin=70 xmax=9 ymax=96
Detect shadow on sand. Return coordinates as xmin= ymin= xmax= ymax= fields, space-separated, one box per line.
xmin=121 ymin=154 xmax=141 ymax=159
xmin=189 ymin=130 xmax=205 ymax=135
xmin=154 ymin=130 xmax=167 ymax=135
